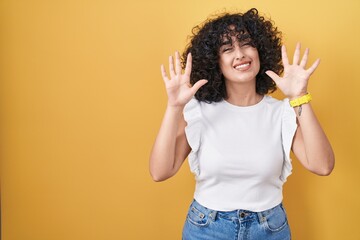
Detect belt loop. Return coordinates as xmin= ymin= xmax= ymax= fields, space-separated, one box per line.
xmin=257 ymin=212 xmax=266 ymax=223
xmin=209 ymin=210 xmax=217 ymax=221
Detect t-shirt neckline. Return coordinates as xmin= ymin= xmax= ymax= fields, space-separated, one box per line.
xmin=221 ymin=95 xmax=268 ymax=112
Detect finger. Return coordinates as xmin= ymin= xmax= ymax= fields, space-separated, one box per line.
xmin=169 ymin=55 xmax=175 ymax=79
xmin=281 ymin=45 xmax=289 ymax=66
xmin=265 ymin=70 xmax=280 ymax=84
xmin=175 ymin=51 xmax=182 ymax=75
xmin=191 ymin=79 xmax=208 ymax=95
xmin=307 ymin=58 xmax=320 ymax=75
xmin=300 ymin=48 xmax=309 ymax=68
xmin=293 ymin=42 xmax=301 ymax=65
xmin=184 ymin=53 xmax=192 ymax=77
xmin=160 ymin=64 xmax=169 ymax=83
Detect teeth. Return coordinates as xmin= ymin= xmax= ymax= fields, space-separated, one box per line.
xmin=235 ymin=63 xmax=250 ymax=69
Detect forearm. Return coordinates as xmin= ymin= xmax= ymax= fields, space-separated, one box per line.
xmin=149 ymin=105 xmax=184 ymax=181
xmin=293 ymin=103 xmax=335 ymax=175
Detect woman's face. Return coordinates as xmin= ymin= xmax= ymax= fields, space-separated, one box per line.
xmin=218 ymin=35 xmax=260 ymax=85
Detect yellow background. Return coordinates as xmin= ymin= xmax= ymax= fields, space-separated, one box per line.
xmin=1 ymin=0 xmax=359 ymax=239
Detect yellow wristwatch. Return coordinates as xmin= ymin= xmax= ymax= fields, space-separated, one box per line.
xmin=289 ymin=93 xmax=312 ymax=108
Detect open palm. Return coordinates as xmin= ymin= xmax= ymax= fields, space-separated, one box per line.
xmin=161 ymin=51 xmax=207 ymax=107
xmin=266 ymin=43 xmax=320 ymax=99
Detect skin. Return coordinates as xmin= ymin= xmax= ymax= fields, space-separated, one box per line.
xmin=218 ymin=37 xmax=262 ymax=106
xmin=266 ymin=43 xmax=335 ymax=175
xmin=149 ymin=41 xmax=335 ymax=182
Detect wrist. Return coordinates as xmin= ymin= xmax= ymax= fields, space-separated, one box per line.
xmin=289 ymin=93 xmax=312 ymax=108
xmin=166 ymin=103 xmax=185 ymax=112
xmin=288 ymin=92 xmax=308 ymax=101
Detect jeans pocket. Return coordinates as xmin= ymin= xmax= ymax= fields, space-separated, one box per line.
xmin=186 ymin=202 xmax=210 ymax=227
xmin=262 ymin=204 xmax=288 ymax=232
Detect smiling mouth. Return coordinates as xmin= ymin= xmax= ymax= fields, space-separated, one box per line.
xmin=234 ymin=62 xmax=251 ymax=71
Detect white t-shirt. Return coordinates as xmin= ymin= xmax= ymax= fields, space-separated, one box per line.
xmin=183 ymin=95 xmax=297 ymax=212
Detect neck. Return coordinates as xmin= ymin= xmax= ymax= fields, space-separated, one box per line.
xmin=224 ymin=81 xmax=262 ymax=106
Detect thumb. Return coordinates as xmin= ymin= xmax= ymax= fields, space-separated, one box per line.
xmin=191 ymin=79 xmax=208 ymax=95
xmin=265 ymin=70 xmax=280 ymax=85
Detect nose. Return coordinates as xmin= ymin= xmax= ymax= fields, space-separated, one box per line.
xmin=234 ymin=45 xmax=244 ymax=60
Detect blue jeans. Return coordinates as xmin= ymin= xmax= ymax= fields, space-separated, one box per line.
xmin=182 ymin=200 xmax=291 ymax=240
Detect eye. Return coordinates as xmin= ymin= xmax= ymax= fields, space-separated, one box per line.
xmin=240 ymin=41 xmax=254 ymax=48
xmin=222 ymin=46 xmax=233 ymax=52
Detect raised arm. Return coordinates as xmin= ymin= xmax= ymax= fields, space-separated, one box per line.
xmin=149 ymin=52 xmax=207 ymax=181
xmin=266 ymin=43 xmax=335 ymax=176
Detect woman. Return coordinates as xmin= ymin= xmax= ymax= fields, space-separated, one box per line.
xmin=149 ymin=8 xmax=334 ymax=240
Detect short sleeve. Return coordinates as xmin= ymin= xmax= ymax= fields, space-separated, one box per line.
xmin=280 ymin=98 xmax=298 ymax=182
xmin=183 ymin=98 xmax=202 ymax=177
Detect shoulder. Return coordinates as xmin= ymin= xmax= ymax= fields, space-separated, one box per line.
xmin=184 ymin=98 xmax=222 ymax=114
xmin=264 ymin=95 xmax=283 ymax=105
xmin=264 ymin=95 xmax=293 ymax=110
xmin=262 ymin=95 xmax=286 ymax=113
xmin=262 ymin=95 xmax=297 ymax=124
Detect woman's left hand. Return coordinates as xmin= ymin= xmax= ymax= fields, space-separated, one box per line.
xmin=265 ymin=43 xmax=320 ymax=100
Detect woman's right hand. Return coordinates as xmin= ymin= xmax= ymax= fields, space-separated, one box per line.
xmin=161 ymin=51 xmax=208 ymax=107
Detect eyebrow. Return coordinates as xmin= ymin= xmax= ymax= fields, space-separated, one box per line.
xmin=220 ymin=40 xmax=232 ymax=46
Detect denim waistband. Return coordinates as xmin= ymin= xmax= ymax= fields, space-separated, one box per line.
xmin=190 ymin=199 xmax=283 ymax=223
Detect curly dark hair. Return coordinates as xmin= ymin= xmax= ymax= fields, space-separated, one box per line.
xmin=182 ymin=8 xmax=283 ymax=103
